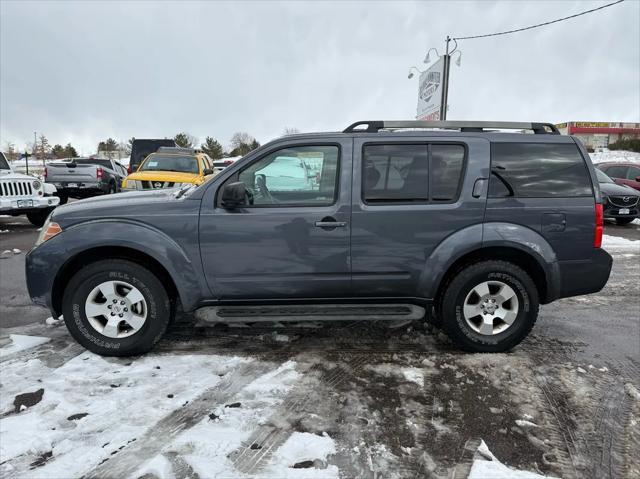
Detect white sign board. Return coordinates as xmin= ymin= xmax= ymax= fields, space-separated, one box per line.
xmin=416 ymin=57 xmax=443 ymax=121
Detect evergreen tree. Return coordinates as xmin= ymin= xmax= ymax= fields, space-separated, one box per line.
xmin=174 ymin=132 xmax=196 ymax=148
xmin=63 ymin=143 xmax=78 ymax=158
xmin=51 ymin=144 xmax=65 ymax=158
xmin=201 ymin=136 xmax=224 ymax=159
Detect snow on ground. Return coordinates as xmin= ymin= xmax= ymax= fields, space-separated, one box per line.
xmin=589 ymin=149 xmax=640 ymax=164
xmin=0 ymin=334 xmax=50 ymax=358
xmin=0 ymin=352 xmax=250 ymax=478
xmin=602 ymin=233 xmax=640 ymax=252
xmin=468 ymin=440 xmax=558 ymax=479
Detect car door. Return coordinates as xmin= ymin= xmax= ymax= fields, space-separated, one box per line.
xmin=199 ymin=138 xmax=352 ymax=299
xmin=350 ymin=136 xmax=487 ymax=297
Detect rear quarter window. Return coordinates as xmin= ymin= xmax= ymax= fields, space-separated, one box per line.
xmin=489 ymin=143 xmax=592 ymax=198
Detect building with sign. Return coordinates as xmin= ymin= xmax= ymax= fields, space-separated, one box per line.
xmin=556 ymin=122 xmax=640 ymax=150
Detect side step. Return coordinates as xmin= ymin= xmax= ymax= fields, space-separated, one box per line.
xmin=194 ymin=303 xmax=426 ymax=323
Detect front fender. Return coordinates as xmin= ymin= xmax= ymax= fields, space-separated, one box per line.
xmin=26 ymin=219 xmax=204 ymax=313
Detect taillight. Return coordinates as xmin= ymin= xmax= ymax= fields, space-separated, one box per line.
xmin=127 ymin=164 xmax=132 ymax=174
xmin=223 ymin=160 xmax=233 ymax=166
xmin=43 ymin=167 xmax=48 ymax=179
xmin=594 ymin=203 xmax=603 ymax=248
xmin=96 ymin=167 xmax=103 ymax=179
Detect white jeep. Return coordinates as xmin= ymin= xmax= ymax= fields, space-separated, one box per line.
xmin=0 ymin=152 xmax=60 ymax=226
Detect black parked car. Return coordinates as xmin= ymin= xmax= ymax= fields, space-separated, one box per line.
xmin=26 ymin=120 xmax=612 ymax=356
xmin=595 ymin=168 xmax=640 ymax=225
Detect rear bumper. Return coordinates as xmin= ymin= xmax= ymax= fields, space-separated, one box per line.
xmin=556 ymin=248 xmax=613 ymax=299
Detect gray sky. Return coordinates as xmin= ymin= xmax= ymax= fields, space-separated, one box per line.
xmin=1 ymin=0 xmax=639 ymax=155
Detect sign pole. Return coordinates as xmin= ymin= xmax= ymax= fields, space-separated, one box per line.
xmin=440 ymin=36 xmax=451 ymax=120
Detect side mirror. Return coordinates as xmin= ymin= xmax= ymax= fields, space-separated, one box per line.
xmin=221 ymin=182 xmax=248 ymax=208
xmin=203 ymin=168 xmax=214 ymax=176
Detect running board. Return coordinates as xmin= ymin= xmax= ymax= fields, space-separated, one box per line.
xmin=194 ymin=303 xmax=426 ymax=323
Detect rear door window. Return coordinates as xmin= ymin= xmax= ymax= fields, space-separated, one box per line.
xmin=488 ymin=143 xmax=592 ymax=198
xmin=362 ymin=143 xmax=465 ymax=203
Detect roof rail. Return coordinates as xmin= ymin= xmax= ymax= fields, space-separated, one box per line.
xmin=343 ymin=120 xmax=560 ymax=135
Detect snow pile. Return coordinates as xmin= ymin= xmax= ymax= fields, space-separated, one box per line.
xmin=0 ymin=334 xmax=50 ymax=357
xmin=602 ymin=234 xmax=640 ymax=252
xmin=469 ymin=440 xmax=559 ymax=479
xmin=589 ymin=150 xmax=640 ymax=164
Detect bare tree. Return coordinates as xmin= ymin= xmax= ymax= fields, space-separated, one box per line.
xmin=3 ymin=141 xmax=17 ymax=161
xmin=282 ymin=127 xmax=300 ymax=136
xmin=230 ymin=132 xmax=254 ymax=150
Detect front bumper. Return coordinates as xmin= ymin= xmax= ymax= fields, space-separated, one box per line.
xmin=0 ymin=195 xmax=59 ymax=212
xmin=557 ymin=248 xmax=613 ymax=299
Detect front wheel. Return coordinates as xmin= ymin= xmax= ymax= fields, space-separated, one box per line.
xmin=62 ymin=259 xmax=172 ymax=356
xmin=26 ymin=209 xmax=50 ymax=227
xmin=440 ymin=260 xmax=539 ymax=353
xmin=615 ymin=217 xmax=635 ymax=225
xmin=56 ymin=193 xmax=68 ymax=205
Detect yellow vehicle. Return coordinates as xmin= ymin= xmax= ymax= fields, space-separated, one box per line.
xmin=122 ymin=147 xmax=216 ymax=190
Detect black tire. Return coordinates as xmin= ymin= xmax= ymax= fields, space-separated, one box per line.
xmin=26 ymin=210 xmax=50 ymax=227
xmin=62 ymin=259 xmax=171 ymax=356
xmin=615 ymin=217 xmax=635 ymax=225
xmin=108 ymin=182 xmax=116 ymax=194
xmin=57 ymin=193 xmax=68 ymax=205
xmin=440 ymin=260 xmax=539 ymax=353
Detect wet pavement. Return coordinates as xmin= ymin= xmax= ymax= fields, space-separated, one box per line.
xmin=1 ymin=214 xmax=639 ymax=479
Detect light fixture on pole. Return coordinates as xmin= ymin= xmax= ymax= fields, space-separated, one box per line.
xmin=408 ymin=37 xmax=461 ymax=120
xmin=407 ymin=66 xmax=424 ymax=79
xmin=423 ymin=47 xmax=440 ymax=65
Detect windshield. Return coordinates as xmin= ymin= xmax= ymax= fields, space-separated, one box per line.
xmin=0 ymin=153 xmax=9 ymax=170
xmin=140 ymin=155 xmax=198 ymax=174
xmin=596 ymin=169 xmax=614 ymax=183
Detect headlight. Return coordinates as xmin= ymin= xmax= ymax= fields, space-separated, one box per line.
xmin=35 ymin=219 xmax=62 ymax=246
xmin=32 ymin=180 xmax=41 ymax=189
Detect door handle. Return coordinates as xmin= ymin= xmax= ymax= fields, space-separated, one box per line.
xmin=472 ymin=178 xmax=487 ymax=198
xmin=314 ymin=216 xmax=347 ymax=228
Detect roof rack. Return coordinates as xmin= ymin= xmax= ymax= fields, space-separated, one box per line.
xmin=343 ymin=121 xmax=560 ymax=135
xmin=157 ymin=146 xmax=198 ymax=154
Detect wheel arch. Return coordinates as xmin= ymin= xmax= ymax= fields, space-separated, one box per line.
xmin=51 ymin=245 xmax=180 ymax=317
xmin=433 ymin=245 xmax=554 ymax=309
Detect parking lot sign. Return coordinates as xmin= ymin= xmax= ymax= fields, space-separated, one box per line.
xmin=416 ymin=57 xmax=444 ymax=121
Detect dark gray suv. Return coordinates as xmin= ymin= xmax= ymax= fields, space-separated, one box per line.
xmin=25 ymin=121 xmax=613 ymax=356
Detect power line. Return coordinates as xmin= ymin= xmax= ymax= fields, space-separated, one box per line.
xmin=453 ymin=0 xmax=625 ymax=41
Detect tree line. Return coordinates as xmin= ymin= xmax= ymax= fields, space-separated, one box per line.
xmin=3 ymin=129 xmax=295 ymax=162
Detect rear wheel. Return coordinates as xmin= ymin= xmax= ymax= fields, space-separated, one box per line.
xmin=26 ymin=210 xmax=50 ymax=227
xmin=62 ymin=259 xmax=171 ymax=356
xmin=440 ymin=260 xmax=539 ymax=352
xmin=615 ymin=217 xmax=635 ymax=225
